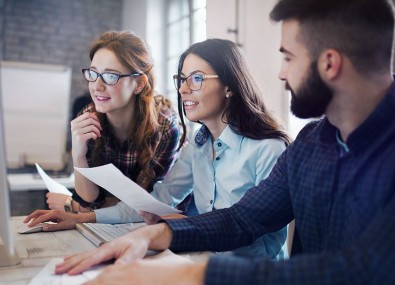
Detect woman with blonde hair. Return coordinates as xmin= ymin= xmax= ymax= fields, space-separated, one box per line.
xmin=45 ymin=30 xmax=182 ymax=213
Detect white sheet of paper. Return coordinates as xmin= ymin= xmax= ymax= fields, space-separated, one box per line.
xmin=74 ymin=164 xmax=181 ymax=216
xmin=28 ymin=258 xmax=105 ymax=285
xmin=28 ymin=251 xmax=190 ymax=285
xmin=35 ymin=163 xmax=72 ymax=196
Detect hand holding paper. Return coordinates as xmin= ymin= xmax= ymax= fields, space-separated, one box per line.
xmin=74 ymin=164 xmax=181 ymax=216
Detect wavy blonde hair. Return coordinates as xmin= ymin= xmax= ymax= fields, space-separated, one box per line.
xmin=89 ymin=31 xmax=171 ymax=189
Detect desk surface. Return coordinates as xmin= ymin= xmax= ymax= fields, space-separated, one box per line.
xmin=0 ymin=216 xmax=96 ymax=284
xmin=0 ymin=217 xmax=210 ymax=285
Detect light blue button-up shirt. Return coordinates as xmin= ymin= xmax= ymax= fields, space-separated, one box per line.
xmin=95 ymin=125 xmax=287 ymax=258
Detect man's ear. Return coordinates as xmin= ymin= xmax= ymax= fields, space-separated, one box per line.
xmin=318 ymin=49 xmax=342 ymax=81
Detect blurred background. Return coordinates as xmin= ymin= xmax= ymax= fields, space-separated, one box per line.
xmin=0 ymin=0 xmax=313 ymax=215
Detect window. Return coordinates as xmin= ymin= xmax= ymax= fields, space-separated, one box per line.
xmin=164 ymin=0 xmax=206 ymax=103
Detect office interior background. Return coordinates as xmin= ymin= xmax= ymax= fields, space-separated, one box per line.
xmin=0 ymin=0 xmax=309 ymax=215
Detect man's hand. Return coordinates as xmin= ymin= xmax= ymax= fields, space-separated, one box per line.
xmin=84 ymin=258 xmax=207 ymax=285
xmin=55 ymin=223 xmax=173 ymax=275
xmin=23 ymin=209 xmax=95 ymax=231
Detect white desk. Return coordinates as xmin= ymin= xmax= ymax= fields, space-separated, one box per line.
xmin=0 ymin=217 xmax=211 ymax=284
xmin=0 ymin=216 xmax=95 ymax=284
xmin=8 ymin=173 xmax=75 ymax=191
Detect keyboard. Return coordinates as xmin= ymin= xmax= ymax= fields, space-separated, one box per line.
xmin=75 ymin=223 xmax=136 ymax=247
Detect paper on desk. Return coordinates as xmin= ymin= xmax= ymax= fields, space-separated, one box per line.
xmin=28 ymin=258 xmax=104 ymax=285
xmin=74 ymin=163 xmax=181 ymax=216
xmin=29 ymin=251 xmax=191 ymax=285
xmin=35 ymin=163 xmax=72 ymax=196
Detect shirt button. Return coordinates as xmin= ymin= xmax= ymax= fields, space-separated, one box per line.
xmin=217 ymin=142 xmax=222 ymax=147
xmin=210 ymin=200 xmax=213 ymax=204
xmin=215 ymin=157 xmax=220 ymax=160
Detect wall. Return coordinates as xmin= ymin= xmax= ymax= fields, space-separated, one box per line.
xmin=145 ymin=0 xmax=167 ymax=95
xmin=122 ymin=0 xmax=147 ymax=38
xmin=207 ymin=0 xmax=289 ymax=128
xmin=122 ymin=0 xmax=167 ymax=95
xmin=0 ymin=0 xmax=122 ymax=106
xmin=0 ymin=0 xmax=4 ymax=59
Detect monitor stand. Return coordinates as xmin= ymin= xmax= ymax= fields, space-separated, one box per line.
xmin=0 ymin=244 xmax=20 ymax=267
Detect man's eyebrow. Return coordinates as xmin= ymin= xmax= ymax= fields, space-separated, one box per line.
xmin=279 ymin=46 xmax=294 ymax=56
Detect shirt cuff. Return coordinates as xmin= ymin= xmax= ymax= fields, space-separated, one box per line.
xmin=165 ymin=219 xmax=199 ymax=252
xmin=94 ymin=202 xmax=143 ymax=223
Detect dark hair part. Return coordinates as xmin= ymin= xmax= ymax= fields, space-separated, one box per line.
xmin=270 ymin=0 xmax=395 ymax=75
xmin=176 ymin=38 xmax=290 ymax=145
xmin=89 ymin=30 xmax=180 ymax=189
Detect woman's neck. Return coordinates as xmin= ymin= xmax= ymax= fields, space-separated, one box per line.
xmin=203 ymin=120 xmax=228 ymax=142
xmin=106 ymin=103 xmax=136 ymax=144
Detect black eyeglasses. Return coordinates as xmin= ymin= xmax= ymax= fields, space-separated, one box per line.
xmin=82 ymin=69 xmax=143 ymax=85
xmin=173 ymin=74 xmax=219 ymax=91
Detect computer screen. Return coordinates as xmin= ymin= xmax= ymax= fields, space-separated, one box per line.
xmin=0 ymin=61 xmax=71 ymax=172
xmin=0 ymin=70 xmax=20 ymax=266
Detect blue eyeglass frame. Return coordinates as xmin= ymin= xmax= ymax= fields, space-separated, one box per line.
xmin=173 ymin=74 xmax=219 ymax=91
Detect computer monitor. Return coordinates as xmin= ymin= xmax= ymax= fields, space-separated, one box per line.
xmin=0 ymin=70 xmax=20 ymax=267
xmin=0 ymin=61 xmax=71 ymax=171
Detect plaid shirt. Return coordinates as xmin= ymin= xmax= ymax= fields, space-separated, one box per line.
xmin=85 ymin=106 xmax=181 ymax=195
xmin=166 ymin=83 xmax=395 ymax=285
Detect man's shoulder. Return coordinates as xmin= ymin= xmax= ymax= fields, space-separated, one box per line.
xmin=284 ymin=119 xmax=327 ymax=157
xmin=295 ymin=119 xmax=324 ymax=140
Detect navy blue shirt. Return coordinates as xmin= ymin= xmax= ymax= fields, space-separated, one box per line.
xmin=166 ymin=82 xmax=395 ymax=285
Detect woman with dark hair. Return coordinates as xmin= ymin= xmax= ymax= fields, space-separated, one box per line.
xmin=45 ymin=30 xmax=182 ymax=213
xmin=139 ymin=38 xmax=291 ymax=258
xmin=175 ymin=38 xmax=290 ymax=143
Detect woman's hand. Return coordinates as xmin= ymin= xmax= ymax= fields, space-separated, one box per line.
xmin=23 ymin=209 xmax=95 ymax=231
xmin=70 ymin=112 xmax=102 ymax=164
xmin=46 ymin=193 xmax=70 ymax=211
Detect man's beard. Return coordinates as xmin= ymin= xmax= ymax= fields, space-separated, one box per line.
xmin=287 ymin=61 xmax=333 ymax=119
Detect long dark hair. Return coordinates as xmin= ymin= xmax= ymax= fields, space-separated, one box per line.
xmin=176 ymin=38 xmax=290 ymax=145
